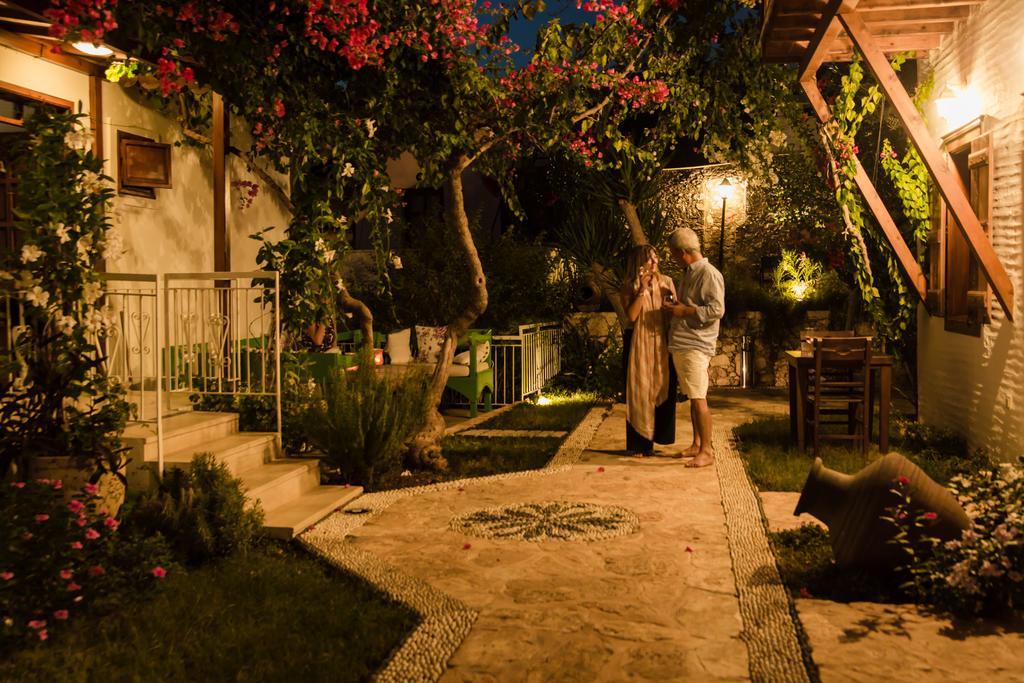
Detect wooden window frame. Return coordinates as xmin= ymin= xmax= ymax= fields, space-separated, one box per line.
xmin=932 ymin=116 xmax=993 ymax=336
xmin=117 ymin=130 xmax=172 ymax=198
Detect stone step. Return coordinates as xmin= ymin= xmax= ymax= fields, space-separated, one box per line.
xmin=122 ymin=411 xmax=240 ymax=462
xmin=239 ymin=458 xmax=320 ymax=513
xmin=160 ymin=432 xmax=279 ymax=476
xmin=262 ymin=485 xmax=364 ymax=540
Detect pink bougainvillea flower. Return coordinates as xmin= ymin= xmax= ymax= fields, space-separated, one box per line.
xmin=0 ymin=572 xmax=13 ymax=581
xmin=37 ymin=629 xmax=48 ymax=641
xmin=69 ymin=541 xmax=83 ymax=550
xmin=59 ymin=569 xmax=73 ymax=580
xmin=67 ymin=500 xmax=85 ymax=514
xmin=83 ymin=483 xmax=99 ymax=495
xmin=11 ymin=481 xmax=25 ymax=489
xmin=34 ymin=514 xmax=50 ymax=523
xmin=27 ymin=619 xmax=46 ymax=630
xmin=88 ymin=565 xmax=105 ymax=577
xmin=151 ymin=567 xmax=167 ymax=579
xmin=597 ymin=467 xmax=605 ymax=473
xmin=922 ymin=512 xmax=938 ymax=521
xmin=21 ymin=532 xmax=33 ymax=541
xmin=895 ymin=476 xmax=910 ymax=486
xmin=74 ymin=516 xmax=88 ymax=527
xmin=799 ymin=587 xmax=813 ymax=599
xmin=103 ymin=517 xmax=119 ymax=530
xmin=84 ymin=529 xmax=100 ymax=540
xmin=36 ymin=478 xmax=51 ymax=486
xmin=462 ymin=543 xmax=472 ymax=550
xmin=52 ymin=480 xmax=63 ymax=490
xmin=53 ymin=610 xmax=69 ymax=621
xmin=66 ymin=582 xmax=81 ymax=592
xmin=684 ymin=546 xmax=694 ymax=553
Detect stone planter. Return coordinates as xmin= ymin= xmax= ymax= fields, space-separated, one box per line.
xmin=794 ymin=454 xmax=970 ymax=571
xmin=33 ymin=456 xmax=127 ymax=518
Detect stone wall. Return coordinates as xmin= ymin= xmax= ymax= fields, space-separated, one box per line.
xmin=709 ymin=310 xmax=830 ymax=388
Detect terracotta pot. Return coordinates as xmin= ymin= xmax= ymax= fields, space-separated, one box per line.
xmin=794 ymin=454 xmax=970 ymax=570
xmin=33 ymin=456 xmax=127 ymax=519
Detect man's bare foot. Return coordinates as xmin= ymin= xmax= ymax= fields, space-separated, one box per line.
xmin=670 ymin=445 xmax=700 ymax=459
xmin=685 ymin=451 xmax=715 ymax=468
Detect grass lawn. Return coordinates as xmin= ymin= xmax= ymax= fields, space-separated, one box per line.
xmin=770 ymin=525 xmax=904 ymax=604
xmin=1 ymin=544 xmax=416 ymax=683
xmin=480 ymin=392 xmax=599 ymax=432
xmin=735 ymin=415 xmax=984 ymax=492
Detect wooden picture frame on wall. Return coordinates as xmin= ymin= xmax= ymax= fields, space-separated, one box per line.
xmin=117 ymin=130 xmax=171 ymax=198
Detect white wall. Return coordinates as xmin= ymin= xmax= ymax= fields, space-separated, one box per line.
xmin=0 ymin=44 xmax=91 ymax=116
xmin=918 ymin=0 xmax=1024 ymax=459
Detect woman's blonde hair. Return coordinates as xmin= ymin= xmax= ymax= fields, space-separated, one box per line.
xmin=625 ymin=244 xmax=658 ymax=293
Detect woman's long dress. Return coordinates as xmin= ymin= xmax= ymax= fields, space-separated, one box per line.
xmin=625 ymin=274 xmax=677 ymax=453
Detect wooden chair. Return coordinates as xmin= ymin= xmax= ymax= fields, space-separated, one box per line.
xmin=806 ymin=336 xmax=872 ymax=457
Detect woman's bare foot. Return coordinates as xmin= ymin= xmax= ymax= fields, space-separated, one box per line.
xmin=670 ymin=444 xmax=700 ymax=459
xmin=685 ymin=451 xmax=715 ymax=468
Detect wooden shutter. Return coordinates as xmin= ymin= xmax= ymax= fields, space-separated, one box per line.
xmin=966 ymin=137 xmax=992 ymax=325
xmin=926 ymin=187 xmax=945 ymax=316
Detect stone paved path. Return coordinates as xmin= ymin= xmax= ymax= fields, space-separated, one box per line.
xmin=305 ymin=390 xmax=793 ymax=681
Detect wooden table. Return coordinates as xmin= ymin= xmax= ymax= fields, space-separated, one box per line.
xmin=785 ymin=350 xmax=892 ymax=455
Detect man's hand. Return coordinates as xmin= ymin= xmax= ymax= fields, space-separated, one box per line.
xmin=665 ymin=302 xmax=690 ymax=317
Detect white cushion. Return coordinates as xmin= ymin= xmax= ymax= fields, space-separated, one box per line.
xmin=415 ymin=325 xmax=447 ymax=364
xmin=386 ymin=328 xmax=412 ymax=365
xmin=447 ymin=363 xmax=470 ymax=377
xmin=453 ymin=341 xmax=490 ymax=367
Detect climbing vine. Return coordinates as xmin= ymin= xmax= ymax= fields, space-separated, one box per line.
xmin=820 ymin=53 xmax=932 ymax=347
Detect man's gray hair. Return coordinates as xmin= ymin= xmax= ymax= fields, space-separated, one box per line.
xmin=669 ymin=228 xmax=701 ymax=255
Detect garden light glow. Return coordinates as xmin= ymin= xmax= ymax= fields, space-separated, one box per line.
xmin=72 ymin=41 xmax=113 ymax=57
xmin=935 ymin=83 xmax=982 ymax=133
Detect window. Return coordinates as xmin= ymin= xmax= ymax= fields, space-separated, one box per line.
xmin=927 ymin=117 xmax=992 ymax=335
xmin=117 ymin=130 xmax=172 ymax=198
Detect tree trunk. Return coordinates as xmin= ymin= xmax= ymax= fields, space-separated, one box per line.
xmin=406 ymin=156 xmax=488 ymax=469
xmin=618 ymin=198 xmax=648 ymax=247
xmin=337 ymin=284 xmax=374 ymax=354
xmin=590 ymin=262 xmax=629 ymax=329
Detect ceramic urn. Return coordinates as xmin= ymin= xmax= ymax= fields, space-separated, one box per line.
xmin=794 ymin=453 xmax=970 ymax=571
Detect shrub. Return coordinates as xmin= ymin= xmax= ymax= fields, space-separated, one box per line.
xmin=0 ymin=479 xmax=175 ymax=650
xmin=892 ymin=419 xmax=992 ymax=484
xmin=548 ymin=323 xmax=623 ymax=400
xmin=889 ymin=463 xmax=1024 ymax=616
xmin=127 ymin=454 xmax=263 ymax=566
xmin=302 ymin=356 xmax=431 ymax=490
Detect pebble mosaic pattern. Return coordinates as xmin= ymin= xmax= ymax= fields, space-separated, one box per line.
xmin=301 ymin=404 xmax=611 ymax=682
xmin=714 ymin=425 xmax=812 ymax=683
xmin=450 ymin=500 xmax=640 ymax=541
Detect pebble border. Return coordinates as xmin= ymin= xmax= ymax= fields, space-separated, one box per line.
xmin=300 ymin=404 xmax=611 ymax=682
xmin=714 ymin=425 xmax=811 ymax=683
xmin=457 ymin=428 xmax=568 ymax=439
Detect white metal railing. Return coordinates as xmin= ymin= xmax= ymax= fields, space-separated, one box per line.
xmin=443 ymin=321 xmax=562 ymax=407
xmin=163 ymin=272 xmax=282 ymax=475
xmin=2 ymin=272 xmax=281 ymax=478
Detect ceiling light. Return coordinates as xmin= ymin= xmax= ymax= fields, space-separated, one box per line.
xmin=72 ymin=41 xmax=114 ymax=57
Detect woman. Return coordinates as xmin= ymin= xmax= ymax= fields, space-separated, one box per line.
xmin=621 ymin=244 xmax=677 ymax=456
xmin=299 ymin=320 xmax=336 ymax=352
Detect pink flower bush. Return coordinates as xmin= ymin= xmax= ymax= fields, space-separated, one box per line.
xmin=151 ymin=567 xmax=167 ymax=579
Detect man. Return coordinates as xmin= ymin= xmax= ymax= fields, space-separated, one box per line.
xmin=665 ymin=228 xmax=725 ymax=467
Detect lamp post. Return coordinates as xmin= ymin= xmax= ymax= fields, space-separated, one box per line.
xmin=716 ymin=178 xmax=734 ymax=270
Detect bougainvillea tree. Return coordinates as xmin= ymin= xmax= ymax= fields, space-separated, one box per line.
xmin=44 ymin=0 xmax=793 ymax=462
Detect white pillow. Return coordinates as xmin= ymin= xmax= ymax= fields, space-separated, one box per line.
xmin=387 ymin=328 xmax=413 ymax=365
xmin=453 ymin=341 xmax=490 ymax=367
xmin=414 ymin=325 xmax=448 ymax=364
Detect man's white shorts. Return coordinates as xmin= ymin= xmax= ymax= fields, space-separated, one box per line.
xmin=672 ymin=349 xmax=712 ymax=400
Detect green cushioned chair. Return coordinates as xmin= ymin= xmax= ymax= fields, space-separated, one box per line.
xmin=446 ymin=329 xmax=494 ymax=418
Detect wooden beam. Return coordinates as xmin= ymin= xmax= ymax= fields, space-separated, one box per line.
xmin=89 ymin=74 xmax=102 ymax=161
xmin=857 ymin=5 xmax=971 ymax=21
xmin=212 ymin=92 xmax=229 ymax=273
xmin=831 ymin=33 xmax=944 ymax=53
xmin=857 ymin=0 xmax=982 ymax=9
xmin=0 ymin=28 xmax=102 ymax=75
xmin=799 ymin=0 xmax=847 ymax=83
xmin=839 ymin=9 xmax=1014 ymax=320
xmin=800 ymin=78 xmax=929 ymax=304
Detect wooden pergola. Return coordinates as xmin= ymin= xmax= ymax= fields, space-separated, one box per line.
xmin=761 ymin=0 xmax=1014 ymax=321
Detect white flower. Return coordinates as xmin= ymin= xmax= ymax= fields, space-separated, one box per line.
xmin=76 ymin=234 xmax=94 ymax=265
xmin=20 ymin=244 xmax=42 ymax=264
xmin=335 ymin=277 xmax=346 ymax=292
xmin=336 ymin=215 xmax=348 ymax=225
xmin=78 ymin=170 xmax=105 ymax=194
xmin=16 ymin=271 xmax=35 ymax=289
xmin=83 ymin=309 xmax=109 ymax=333
xmin=314 ymin=238 xmax=327 ymax=253
xmin=24 ymin=286 xmax=50 ymax=308
xmin=341 ymin=162 xmax=355 ymax=178
xmin=365 ymin=119 xmax=377 ymax=139
xmin=769 ymin=129 xmax=788 ymax=149
xmin=56 ymin=315 xmax=77 ymax=336
xmin=323 ymin=249 xmax=336 ymax=262
xmin=82 ymin=281 xmax=103 ymax=305
xmin=384 ymin=209 xmax=393 ymax=224
xmin=390 ymin=254 xmax=403 ymax=270
xmin=64 ymin=126 xmax=93 ymax=150
xmin=53 ymin=223 xmax=72 ymax=244
xmin=101 ymin=228 xmax=124 ymax=260
xmin=0 ymin=270 xmax=12 ymax=281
